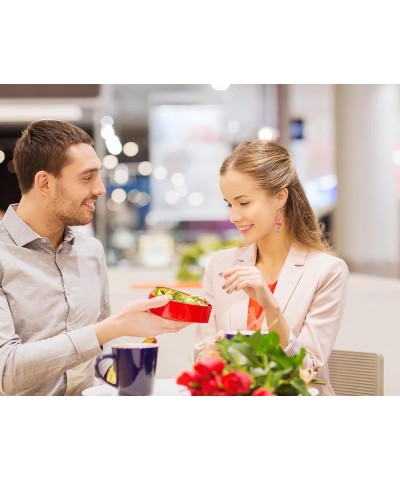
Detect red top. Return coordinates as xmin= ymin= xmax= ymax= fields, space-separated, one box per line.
xmin=246 ymin=280 xmax=277 ymax=330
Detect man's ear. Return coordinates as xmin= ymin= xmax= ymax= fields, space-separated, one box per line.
xmin=34 ymin=171 xmax=52 ymax=196
xmin=276 ymin=188 xmax=288 ymax=209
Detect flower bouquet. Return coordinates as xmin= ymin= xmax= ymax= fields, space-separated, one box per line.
xmin=177 ymin=331 xmax=323 ymax=396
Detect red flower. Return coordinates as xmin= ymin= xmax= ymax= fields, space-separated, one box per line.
xmin=252 ymin=387 xmax=274 ymax=396
xmin=201 ymin=376 xmax=222 ymax=395
xmin=194 ymin=356 xmax=225 ymax=376
xmin=188 ymin=388 xmax=202 ymax=396
xmin=221 ymin=371 xmax=252 ymax=395
xmin=176 ymin=371 xmax=200 ymax=389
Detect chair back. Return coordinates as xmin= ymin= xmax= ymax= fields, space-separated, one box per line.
xmin=328 ymin=350 xmax=384 ymax=396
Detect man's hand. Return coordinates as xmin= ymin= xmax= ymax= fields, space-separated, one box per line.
xmin=95 ymin=295 xmax=191 ymax=346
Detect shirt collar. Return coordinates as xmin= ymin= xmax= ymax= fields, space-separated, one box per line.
xmin=2 ymin=204 xmax=75 ymax=247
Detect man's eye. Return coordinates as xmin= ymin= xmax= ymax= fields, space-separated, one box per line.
xmin=83 ymin=177 xmax=93 ymax=181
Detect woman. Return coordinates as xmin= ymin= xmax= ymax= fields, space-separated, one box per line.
xmin=194 ymin=140 xmax=349 ymax=395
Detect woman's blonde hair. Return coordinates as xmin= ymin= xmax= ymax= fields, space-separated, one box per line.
xmin=220 ymin=140 xmax=334 ymax=254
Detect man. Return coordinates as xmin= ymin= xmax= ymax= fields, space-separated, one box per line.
xmin=0 ymin=120 xmax=187 ymax=395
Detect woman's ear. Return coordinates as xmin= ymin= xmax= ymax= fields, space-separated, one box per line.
xmin=276 ymin=188 xmax=288 ymax=209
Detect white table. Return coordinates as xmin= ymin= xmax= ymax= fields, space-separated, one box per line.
xmin=82 ymin=378 xmax=189 ymax=396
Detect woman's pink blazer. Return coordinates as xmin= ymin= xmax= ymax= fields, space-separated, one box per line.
xmin=194 ymin=243 xmax=349 ymax=395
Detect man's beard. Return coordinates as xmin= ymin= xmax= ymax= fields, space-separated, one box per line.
xmin=51 ymin=184 xmax=93 ymax=227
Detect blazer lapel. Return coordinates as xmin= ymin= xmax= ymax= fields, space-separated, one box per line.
xmin=274 ymin=244 xmax=307 ymax=312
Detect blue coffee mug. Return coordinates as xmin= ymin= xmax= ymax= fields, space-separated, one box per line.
xmin=95 ymin=343 xmax=158 ymax=396
xmin=225 ymin=330 xmax=268 ymax=340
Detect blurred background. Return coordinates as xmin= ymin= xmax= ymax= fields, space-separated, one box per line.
xmin=1 ymin=84 xmax=399 ymax=393
xmin=3 ymin=83 xmax=393 ymax=275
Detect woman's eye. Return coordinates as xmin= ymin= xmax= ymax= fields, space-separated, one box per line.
xmin=240 ymin=202 xmax=249 ymax=206
xmin=226 ymin=204 xmax=232 ymax=208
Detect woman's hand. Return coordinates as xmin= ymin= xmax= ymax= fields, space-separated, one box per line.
xmin=220 ymin=266 xmax=279 ymax=310
xmin=199 ymin=330 xmax=226 ymax=360
xmin=220 ymin=266 xmax=289 ymax=347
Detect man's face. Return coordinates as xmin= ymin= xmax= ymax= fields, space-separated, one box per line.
xmin=49 ymin=143 xmax=106 ymax=226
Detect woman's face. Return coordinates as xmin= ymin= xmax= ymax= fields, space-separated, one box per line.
xmin=220 ymin=169 xmax=280 ymax=245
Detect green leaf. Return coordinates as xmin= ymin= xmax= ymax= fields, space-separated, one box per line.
xmin=312 ymin=378 xmax=326 ymax=385
xmin=274 ymin=383 xmax=300 ymax=396
xmin=290 ymin=378 xmax=311 ymax=396
xmin=226 ymin=343 xmax=259 ymax=367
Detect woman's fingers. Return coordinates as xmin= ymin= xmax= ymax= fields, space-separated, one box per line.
xmin=222 ymin=271 xmax=263 ymax=292
xmin=222 ymin=270 xmax=254 ymax=290
xmin=219 ymin=265 xmax=258 ymax=278
xmin=215 ymin=329 xmax=226 ymax=341
xmin=225 ymin=276 xmax=261 ymax=294
xmin=219 ymin=266 xmax=268 ymax=296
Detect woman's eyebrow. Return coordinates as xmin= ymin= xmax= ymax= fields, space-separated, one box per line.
xmin=223 ymin=195 xmax=250 ymax=202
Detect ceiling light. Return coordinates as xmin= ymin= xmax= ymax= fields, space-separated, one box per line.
xmin=0 ymin=104 xmax=83 ymax=122
xmin=123 ymin=142 xmax=139 ymax=157
xmin=105 ymin=136 xmax=122 ymax=155
xmin=138 ymin=161 xmax=153 ymax=176
xmin=211 ymin=84 xmax=230 ymax=91
xmin=111 ymin=188 xmax=127 ymax=203
xmin=101 ymin=116 xmax=114 ymax=126
xmin=102 ymin=155 xmax=118 ymax=169
xmin=152 ymin=166 xmax=168 ymax=180
xmin=258 ymin=127 xmax=280 ymax=141
xmin=101 ymin=125 xmax=115 ymax=139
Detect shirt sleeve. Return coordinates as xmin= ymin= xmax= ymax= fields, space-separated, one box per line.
xmin=193 ymin=253 xmax=220 ymax=362
xmin=98 ymin=243 xmax=111 ymax=321
xmin=94 ymin=242 xmax=113 ymax=378
xmin=0 ymin=286 xmax=102 ymax=396
xmin=284 ymin=329 xmax=302 ymax=356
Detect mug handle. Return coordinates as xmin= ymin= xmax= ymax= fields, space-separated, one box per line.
xmin=95 ymin=354 xmax=117 ymax=387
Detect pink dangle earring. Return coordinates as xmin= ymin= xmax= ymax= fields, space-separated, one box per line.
xmin=275 ymin=210 xmax=282 ymax=234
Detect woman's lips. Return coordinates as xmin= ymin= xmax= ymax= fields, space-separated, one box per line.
xmin=238 ymin=224 xmax=253 ymax=234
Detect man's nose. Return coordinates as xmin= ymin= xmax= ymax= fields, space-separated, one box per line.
xmin=93 ymin=176 xmax=106 ymax=196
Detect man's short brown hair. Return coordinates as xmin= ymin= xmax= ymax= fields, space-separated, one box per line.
xmin=13 ymin=120 xmax=94 ymax=194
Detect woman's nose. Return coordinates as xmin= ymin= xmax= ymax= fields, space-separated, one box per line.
xmin=229 ymin=208 xmax=242 ymax=224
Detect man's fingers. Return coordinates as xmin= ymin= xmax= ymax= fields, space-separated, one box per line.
xmin=161 ymin=319 xmax=192 ymax=330
xmin=149 ymin=318 xmax=191 ymax=333
xmin=144 ymin=294 xmax=170 ymax=310
xmin=127 ymin=295 xmax=170 ymax=312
